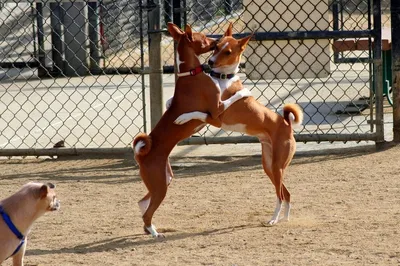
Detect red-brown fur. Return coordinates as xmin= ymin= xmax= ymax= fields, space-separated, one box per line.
xmin=181 ymin=23 xmax=303 ymax=224
xmin=133 ymin=23 xmax=242 ymax=237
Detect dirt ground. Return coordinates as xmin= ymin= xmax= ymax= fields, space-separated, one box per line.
xmin=1 ymin=144 xmax=399 ymax=266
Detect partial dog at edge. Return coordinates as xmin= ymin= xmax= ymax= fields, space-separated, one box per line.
xmin=0 ymin=182 xmax=60 ymax=265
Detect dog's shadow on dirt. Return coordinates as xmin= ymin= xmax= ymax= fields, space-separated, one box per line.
xmin=1 ymin=144 xmax=389 ymax=183
xmin=169 ymin=144 xmax=381 ymax=179
xmin=26 ymin=223 xmax=263 ymax=256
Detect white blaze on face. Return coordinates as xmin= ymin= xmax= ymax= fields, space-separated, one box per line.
xmin=210 ymin=42 xmax=229 ymax=63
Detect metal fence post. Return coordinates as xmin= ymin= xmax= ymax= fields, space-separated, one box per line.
xmin=373 ymin=0 xmax=384 ymax=145
xmin=147 ymin=0 xmax=163 ymax=130
xmin=392 ymin=0 xmax=400 ymax=142
xmin=88 ymin=1 xmax=101 ymax=74
xmin=62 ymin=2 xmax=88 ymax=76
xmin=35 ymin=2 xmax=47 ymax=77
xmin=50 ymin=2 xmax=64 ymax=75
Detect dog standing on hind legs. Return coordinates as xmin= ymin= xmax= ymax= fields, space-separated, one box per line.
xmin=175 ymin=23 xmax=303 ymax=225
xmin=133 ymin=23 xmax=251 ymax=238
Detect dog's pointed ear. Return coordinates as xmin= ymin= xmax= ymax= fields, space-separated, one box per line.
xmin=224 ymin=22 xmax=233 ymax=37
xmin=184 ymin=24 xmax=193 ymax=41
xmin=38 ymin=184 xmax=49 ymax=199
xmin=239 ymin=33 xmax=253 ymax=51
xmin=167 ymin=22 xmax=184 ymax=41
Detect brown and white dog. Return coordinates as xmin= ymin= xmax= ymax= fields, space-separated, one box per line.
xmin=0 ymin=182 xmax=60 ymax=265
xmin=133 ymin=23 xmax=251 ymax=237
xmin=175 ymin=23 xmax=303 ymax=225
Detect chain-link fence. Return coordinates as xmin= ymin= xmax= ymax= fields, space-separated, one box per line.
xmin=166 ymin=0 xmax=388 ymax=144
xmin=0 ymin=0 xmax=147 ymax=154
xmin=0 ymin=0 xmax=390 ymax=155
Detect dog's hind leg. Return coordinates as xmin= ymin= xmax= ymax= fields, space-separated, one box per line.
xmin=166 ymin=158 xmax=173 ymax=186
xmin=274 ymin=134 xmax=296 ymax=223
xmin=260 ymin=137 xmax=281 ymax=225
xmin=260 ymin=136 xmax=292 ymax=225
xmin=142 ymin=178 xmax=168 ymax=238
xmin=138 ymin=193 xmax=151 ymax=216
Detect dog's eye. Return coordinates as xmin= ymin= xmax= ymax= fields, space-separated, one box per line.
xmin=225 ymin=50 xmax=232 ymax=55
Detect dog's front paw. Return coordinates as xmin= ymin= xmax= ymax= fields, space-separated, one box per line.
xmin=174 ymin=114 xmax=192 ymax=125
xmin=239 ymin=88 xmax=252 ymax=98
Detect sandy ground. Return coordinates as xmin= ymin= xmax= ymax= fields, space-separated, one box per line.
xmin=0 ymin=144 xmax=400 ymax=266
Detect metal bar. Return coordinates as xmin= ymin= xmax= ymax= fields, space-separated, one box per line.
xmin=178 ymin=134 xmax=377 ymax=146
xmin=0 ymin=148 xmax=132 ymax=157
xmin=164 ymin=0 xmax=172 ymax=24
xmin=392 ymin=0 xmax=400 ymax=142
xmin=62 ymin=1 xmax=88 ymax=76
xmin=147 ymin=0 xmax=164 ymax=129
xmin=224 ymin=0 xmax=232 ymax=15
xmin=208 ymin=30 xmax=374 ymax=41
xmin=2 ymin=0 xmax=103 ymax=2
xmin=182 ymin=0 xmax=187 ymax=26
xmin=0 ymin=62 xmax=40 ymax=68
xmin=372 ymin=0 xmax=384 ymax=145
xmin=88 ymin=1 xmax=101 ymax=74
xmin=332 ymin=0 xmax=340 ymax=63
xmin=172 ymin=0 xmax=181 ymax=27
xmin=139 ymin=0 xmax=147 ymax=133
xmin=334 ymin=57 xmax=371 ymax=64
xmin=35 ymin=2 xmax=47 ymax=76
xmin=50 ymin=2 xmax=64 ymax=75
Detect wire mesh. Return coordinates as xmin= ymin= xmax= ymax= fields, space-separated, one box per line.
xmin=0 ymin=0 xmax=389 ymax=153
xmin=167 ymin=0 xmax=388 ymax=143
xmin=0 ymin=0 xmax=146 ymax=150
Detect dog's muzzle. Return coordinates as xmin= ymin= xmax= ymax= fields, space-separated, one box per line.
xmin=51 ymin=199 xmax=61 ymax=211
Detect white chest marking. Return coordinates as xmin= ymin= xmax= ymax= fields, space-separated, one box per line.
xmin=176 ymin=50 xmax=185 ymax=72
xmin=221 ymin=123 xmax=247 ymax=133
xmin=210 ymin=75 xmax=240 ymax=94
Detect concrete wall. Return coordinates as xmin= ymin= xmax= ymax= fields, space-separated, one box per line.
xmin=243 ymin=0 xmax=330 ymax=80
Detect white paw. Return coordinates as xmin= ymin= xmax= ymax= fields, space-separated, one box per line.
xmin=238 ymin=88 xmax=252 ymax=97
xmin=265 ymin=219 xmax=279 ymax=226
xmin=174 ymin=114 xmax=192 ymax=125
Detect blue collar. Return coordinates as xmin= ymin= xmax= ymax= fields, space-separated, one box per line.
xmin=0 ymin=205 xmax=25 ymax=257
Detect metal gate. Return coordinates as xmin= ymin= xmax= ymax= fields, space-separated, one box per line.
xmin=162 ymin=0 xmax=388 ymax=145
xmin=0 ymin=0 xmax=148 ymax=156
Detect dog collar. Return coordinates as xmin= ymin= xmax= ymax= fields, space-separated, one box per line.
xmin=0 ymin=205 xmax=25 ymax=258
xmin=177 ymin=64 xmax=209 ymax=78
xmin=209 ymin=71 xmax=236 ymax=80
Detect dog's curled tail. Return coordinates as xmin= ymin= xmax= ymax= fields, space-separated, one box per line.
xmin=283 ymin=103 xmax=303 ymax=126
xmin=133 ymin=133 xmax=152 ymax=156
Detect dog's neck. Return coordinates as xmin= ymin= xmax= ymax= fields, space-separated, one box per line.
xmin=176 ymin=41 xmax=202 ymax=74
xmin=1 ymin=195 xmax=46 ymax=235
xmin=209 ymin=62 xmax=240 ymax=92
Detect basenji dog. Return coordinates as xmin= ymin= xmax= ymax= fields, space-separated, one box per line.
xmin=175 ymin=23 xmax=303 ymax=226
xmin=0 ymin=182 xmax=60 ymax=265
xmin=133 ymin=23 xmax=251 ymax=237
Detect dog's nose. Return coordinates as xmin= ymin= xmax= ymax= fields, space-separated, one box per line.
xmin=208 ymin=60 xmax=214 ymax=67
